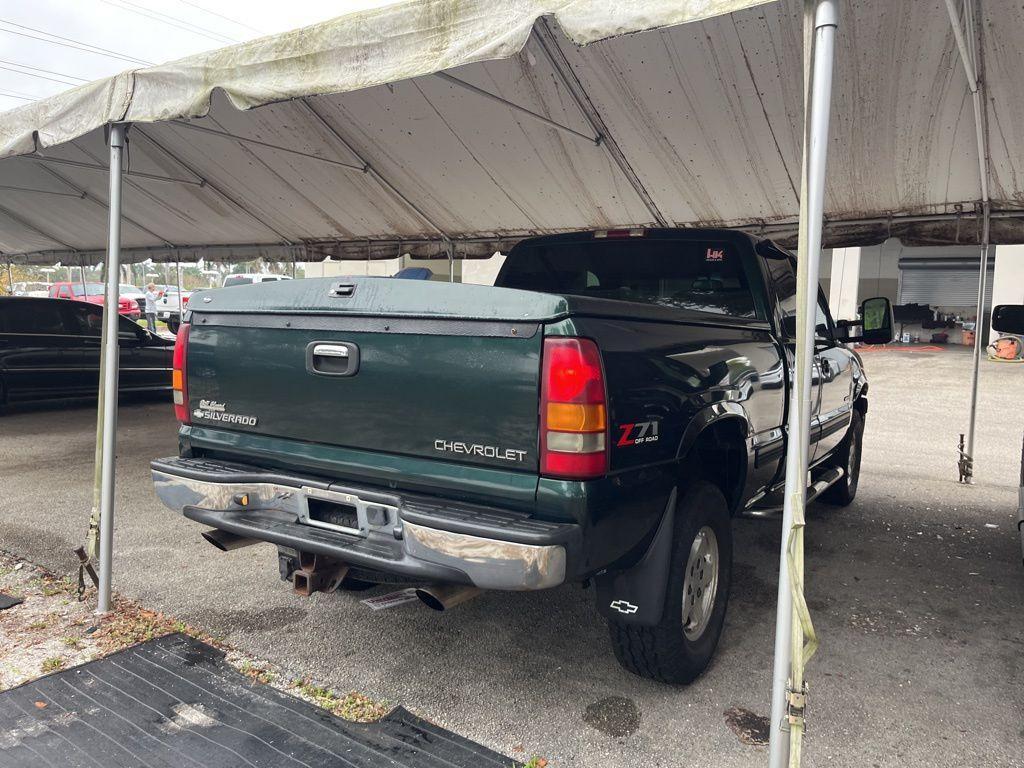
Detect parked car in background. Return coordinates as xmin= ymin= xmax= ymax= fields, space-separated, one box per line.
xmin=157 ymin=288 xmax=193 ymax=333
xmin=222 ymin=273 xmax=292 ymax=288
xmin=11 ymin=282 xmax=50 ymax=298
xmin=119 ymin=283 xmax=147 ymax=315
xmin=0 ymin=297 xmax=173 ymax=408
xmin=152 ymin=227 xmax=894 ymax=683
xmin=48 ymin=282 xmax=141 ymax=320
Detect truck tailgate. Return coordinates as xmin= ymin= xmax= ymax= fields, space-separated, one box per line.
xmin=184 ymin=278 xmax=569 ymax=472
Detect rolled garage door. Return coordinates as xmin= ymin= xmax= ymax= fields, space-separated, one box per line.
xmin=898 ymin=257 xmax=995 ymax=306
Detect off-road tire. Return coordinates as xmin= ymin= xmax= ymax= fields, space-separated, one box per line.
xmin=608 ymin=481 xmax=733 ymax=684
xmin=820 ymin=409 xmax=864 ymax=506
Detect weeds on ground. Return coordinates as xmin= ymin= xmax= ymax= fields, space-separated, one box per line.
xmin=2 ymin=553 xmax=390 ymax=726
xmin=40 ymin=657 xmax=65 ymax=673
xmin=523 ymin=758 xmax=549 ymax=768
xmin=290 ymin=678 xmax=389 ymax=722
xmin=237 ymin=659 xmax=277 ymax=685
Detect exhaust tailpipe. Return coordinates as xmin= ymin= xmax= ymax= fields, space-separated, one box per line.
xmin=202 ymin=528 xmax=259 ymax=552
xmin=415 ymin=584 xmax=482 ymax=611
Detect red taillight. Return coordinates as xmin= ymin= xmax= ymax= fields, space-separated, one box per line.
xmin=172 ymin=323 xmax=190 ymax=423
xmin=540 ymin=337 xmax=608 ymax=479
xmin=182 ymin=295 xmax=190 ymax=305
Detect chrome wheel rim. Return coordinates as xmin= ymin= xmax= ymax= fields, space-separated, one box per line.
xmin=682 ymin=526 xmax=719 ymax=641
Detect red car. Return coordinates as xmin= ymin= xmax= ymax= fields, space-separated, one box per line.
xmin=48 ymin=282 xmax=141 ymax=320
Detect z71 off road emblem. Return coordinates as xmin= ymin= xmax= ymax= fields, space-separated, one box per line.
xmin=609 ymin=600 xmax=639 ymax=615
xmin=617 ymin=420 xmax=660 ymax=447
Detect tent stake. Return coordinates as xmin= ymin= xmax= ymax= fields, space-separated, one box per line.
xmin=768 ymin=2 xmax=837 ymax=766
xmin=96 ymin=123 xmax=127 ymax=615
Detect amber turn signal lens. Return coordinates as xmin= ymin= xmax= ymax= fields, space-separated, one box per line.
xmin=545 ymin=402 xmax=606 ymax=432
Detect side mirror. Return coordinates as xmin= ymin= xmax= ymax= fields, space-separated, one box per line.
xmin=859 ymin=296 xmax=894 ymax=344
xmin=835 ymin=296 xmax=894 ymax=344
xmin=992 ymin=304 xmax=1024 ymax=334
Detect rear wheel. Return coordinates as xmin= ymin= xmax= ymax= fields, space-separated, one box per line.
xmin=608 ymin=481 xmax=733 ymax=684
xmin=820 ymin=409 xmax=864 ymax=506
xmin=167 ymin=317 xmax=180 ymax=334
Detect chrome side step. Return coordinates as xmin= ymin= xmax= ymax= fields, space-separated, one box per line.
xmin=742 ymin=467 xmax=845 ymax=519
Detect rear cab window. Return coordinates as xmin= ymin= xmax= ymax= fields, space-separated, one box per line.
xmin=0 ymin=300 xmax=71 ymax=334
xmin=496 ymin=235 xmax=762 ymax=320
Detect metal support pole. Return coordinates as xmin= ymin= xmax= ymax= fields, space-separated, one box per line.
xmin=434 ymin=73 xmax=601 ymax=145
xmin=447 ymin=242 xmax=455 ymax=283
xmin=291 ymin=255 xmax=297 ymax=278
xmin=768 ymin=2 xmax=837 ymax=766
xmin=964 ymin=205 xmax=990 ymax=481
xmin=79 ymin=260 xmax=88 ymax=298
xmin=5 ymin=261 xmax=12 ymax=294
xmin=944 ymin=0 xmax=991 ymax=480
xmin=175 ymin=258 xmax=183 ymax=330
xmin=96 ymin=123 xmax=126 ymax=615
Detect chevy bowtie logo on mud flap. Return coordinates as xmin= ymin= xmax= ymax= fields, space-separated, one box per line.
xmin=192 ymin=399 xmax=258 ymax=426
xmin=609 ymin=600 xmax=639 ymax=615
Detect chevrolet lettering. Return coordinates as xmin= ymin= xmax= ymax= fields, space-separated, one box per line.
xmin=433 ymin=440 xmax=527 ymax=462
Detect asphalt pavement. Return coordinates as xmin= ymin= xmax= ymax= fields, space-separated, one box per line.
xmin=1 ymin=348 xmax=1022 ymax=767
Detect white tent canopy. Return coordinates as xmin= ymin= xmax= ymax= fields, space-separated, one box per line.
xmin=1 ymin=0 xmax=1022 ymax=266
xmin=0 ymin=2 xmax=1015 ymax=766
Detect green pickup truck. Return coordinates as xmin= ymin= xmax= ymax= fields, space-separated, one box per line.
xmin=152 ymin=228 xmax=891 ymax=683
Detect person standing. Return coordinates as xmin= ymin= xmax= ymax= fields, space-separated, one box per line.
xmin=144 ymin=282 xmax=162 ymax=333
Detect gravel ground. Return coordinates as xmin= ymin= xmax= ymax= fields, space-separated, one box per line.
xmin=1 ymin=348 xmax=1022 ymax=767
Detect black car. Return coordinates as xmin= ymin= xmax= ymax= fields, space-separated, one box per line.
xmin=0 ymin=297 xmax=173 ymax=407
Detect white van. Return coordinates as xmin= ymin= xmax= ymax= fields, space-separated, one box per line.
xmin=222 ymin=273 xmax=293 ymax=288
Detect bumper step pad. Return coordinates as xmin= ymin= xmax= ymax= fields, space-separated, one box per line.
xmin=0 ymin=633 xmax=520 ymax=768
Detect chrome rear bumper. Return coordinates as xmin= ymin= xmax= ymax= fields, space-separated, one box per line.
xmin=151 ymin=457 xmax=572 ymax=590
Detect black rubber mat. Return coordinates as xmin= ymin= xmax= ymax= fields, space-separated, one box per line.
xmin=0 ymin=633 xmax=520 ymax=767
xmin=0 ymin=594 xmax=23 ymax=611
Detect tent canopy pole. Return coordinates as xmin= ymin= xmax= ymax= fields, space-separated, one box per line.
xmin=768 ymin=1 xmax=837 ymax=765
xmin=96 ymin=122 xmax=127 ymax=614
xmin=943 ymin=0 xmax=991 ymax=480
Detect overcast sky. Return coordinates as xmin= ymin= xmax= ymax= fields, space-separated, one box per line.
xmin=0 ymin=0 xmax=394 ymax=112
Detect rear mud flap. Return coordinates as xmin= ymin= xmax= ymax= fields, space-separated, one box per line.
xmin=594 ymin=488 xmax=676 ymax=626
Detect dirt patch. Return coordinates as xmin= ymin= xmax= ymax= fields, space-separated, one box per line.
xmin=723 ymin=706 xmax=770 ymax=746
xmin=0 ymin=552 xmax=388 ymax=723
xmin=582 ymin=695 xmax=641 ymax=738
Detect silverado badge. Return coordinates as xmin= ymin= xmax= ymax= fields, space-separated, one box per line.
xmin=192 ymin=399 xmax=258 ymax=426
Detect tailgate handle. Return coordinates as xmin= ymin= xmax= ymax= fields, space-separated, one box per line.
xmin=329 ymin=282 xmax=356 ymax=297
xmin=312 ymin=344 xmax=349 ymax=358
xmin=307 ymin=341 xmax=359 ymax=377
